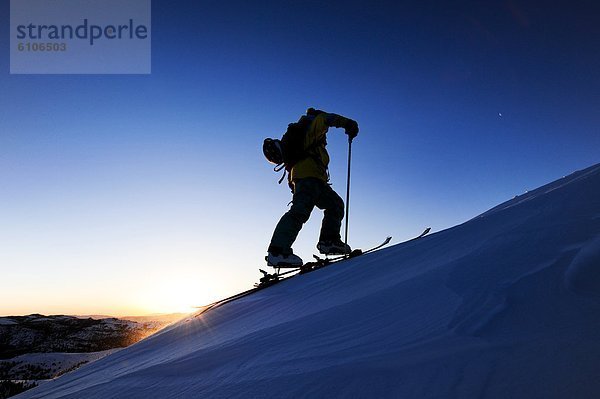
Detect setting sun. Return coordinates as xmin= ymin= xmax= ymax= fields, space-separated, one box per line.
xmin=131 ymin=274 xmax=219 ymax=315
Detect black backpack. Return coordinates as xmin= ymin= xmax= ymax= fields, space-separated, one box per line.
xmin=263 ymin=109 xmax=325 ymax=183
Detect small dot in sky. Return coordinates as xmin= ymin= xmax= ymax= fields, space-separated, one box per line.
xmin=498 ymin=113 xmax=503 ymax=117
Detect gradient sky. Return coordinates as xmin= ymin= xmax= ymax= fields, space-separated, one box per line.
xmin=1 ymin=0 xmax=598 ymax=316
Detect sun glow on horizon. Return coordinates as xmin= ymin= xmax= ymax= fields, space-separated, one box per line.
xmin=0 ymin=263 xmax=240 ymax=317
xmin=130 ymin=272 xmax=233 ymax=316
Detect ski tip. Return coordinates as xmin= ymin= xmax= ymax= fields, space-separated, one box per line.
xmin=415 ymin=227 xmax=431 ymax=239
xmin=383 ymin=236 xmax=392 ymax=244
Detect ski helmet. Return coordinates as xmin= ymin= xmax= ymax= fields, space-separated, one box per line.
xmin=263 ymin=138 xmax=284 ymax=165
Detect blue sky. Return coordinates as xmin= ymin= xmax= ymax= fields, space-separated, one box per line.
xmin=0 ymin=0 xmax=598 ymax=315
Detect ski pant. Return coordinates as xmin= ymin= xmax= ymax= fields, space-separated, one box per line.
xmin=268 ymin=177 xmax=344 ymax=255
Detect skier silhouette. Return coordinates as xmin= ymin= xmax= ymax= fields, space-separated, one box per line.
xmin=266 ymin=108 xmax=359 ymax=267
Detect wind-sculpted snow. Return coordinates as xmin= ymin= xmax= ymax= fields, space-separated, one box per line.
xmin=565 ymin=235 xmax=600 ymax=297
xmin=17 ymin=163 xmax=600 ymax=399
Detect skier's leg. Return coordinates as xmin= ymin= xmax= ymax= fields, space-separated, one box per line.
xmin=268 ymin=178 xmax=320 ymax=254
xmin=315 ymin=183 xmax=344 ymax=243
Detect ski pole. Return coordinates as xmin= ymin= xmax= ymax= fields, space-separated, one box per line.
xmin=344 ymin=137 xmax=352 ymax=258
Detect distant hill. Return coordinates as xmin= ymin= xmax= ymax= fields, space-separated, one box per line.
xmin=0 ymin=314 xmax=183 ymax=360
xmin=0 ymin=313 xmax=186 ymax=398
xmin=75 ymin=314 xmax=187 ymax=325
xmin=118 ymin=313 xmax=188 ymax=326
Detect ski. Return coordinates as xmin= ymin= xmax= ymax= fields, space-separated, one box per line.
xmin=407 ymin=226 xmax=431 ymax=241
xmin=257 ymin=235 xmax=394 ymax=286
xmin=311 ymin=227 xmax=430 ymax=265
xmin=258 ymin=229 xmax=430 ymax=286
xmin=313 ymin=236 xmax=392 ymax=263
xmin=300 ymin=227 xmax=431 ymax=273
xmin=195 ymin=229 xmax=430 ymax=318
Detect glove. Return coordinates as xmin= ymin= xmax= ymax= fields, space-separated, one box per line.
xmin=306 ymin=107 xmax=326 ymax=116
xmin=344 ymin=119 xmax=359 ymax=140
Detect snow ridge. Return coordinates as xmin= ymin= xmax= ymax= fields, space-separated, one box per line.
xmin=17 ymin=163 xmax=600 ymax=399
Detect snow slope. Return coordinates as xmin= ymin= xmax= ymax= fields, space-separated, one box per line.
xmin=17 ymin=163 xmax=600 ymax=399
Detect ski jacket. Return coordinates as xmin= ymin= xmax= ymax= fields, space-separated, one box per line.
xmin=289 ymin=112 xmax=354 ymax=184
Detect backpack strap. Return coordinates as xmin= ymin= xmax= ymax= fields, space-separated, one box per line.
xmin=275 ymin=165 xmax=287 ymax=184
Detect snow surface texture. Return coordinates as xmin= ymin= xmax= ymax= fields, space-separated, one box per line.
xmin=17 ymin=163 xmax=600 ymax=399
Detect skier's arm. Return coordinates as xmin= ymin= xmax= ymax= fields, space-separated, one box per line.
xmin=324 ymin=113 xmax=359 ymax=140
xmin=304 ymin=112 xmax=359 ymax=148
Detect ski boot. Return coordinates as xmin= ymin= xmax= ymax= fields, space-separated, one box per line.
xmin=265 ymin=251 xmax=303 ymax=268
xmin=317 ymin=239 xmax=351 ymax=256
